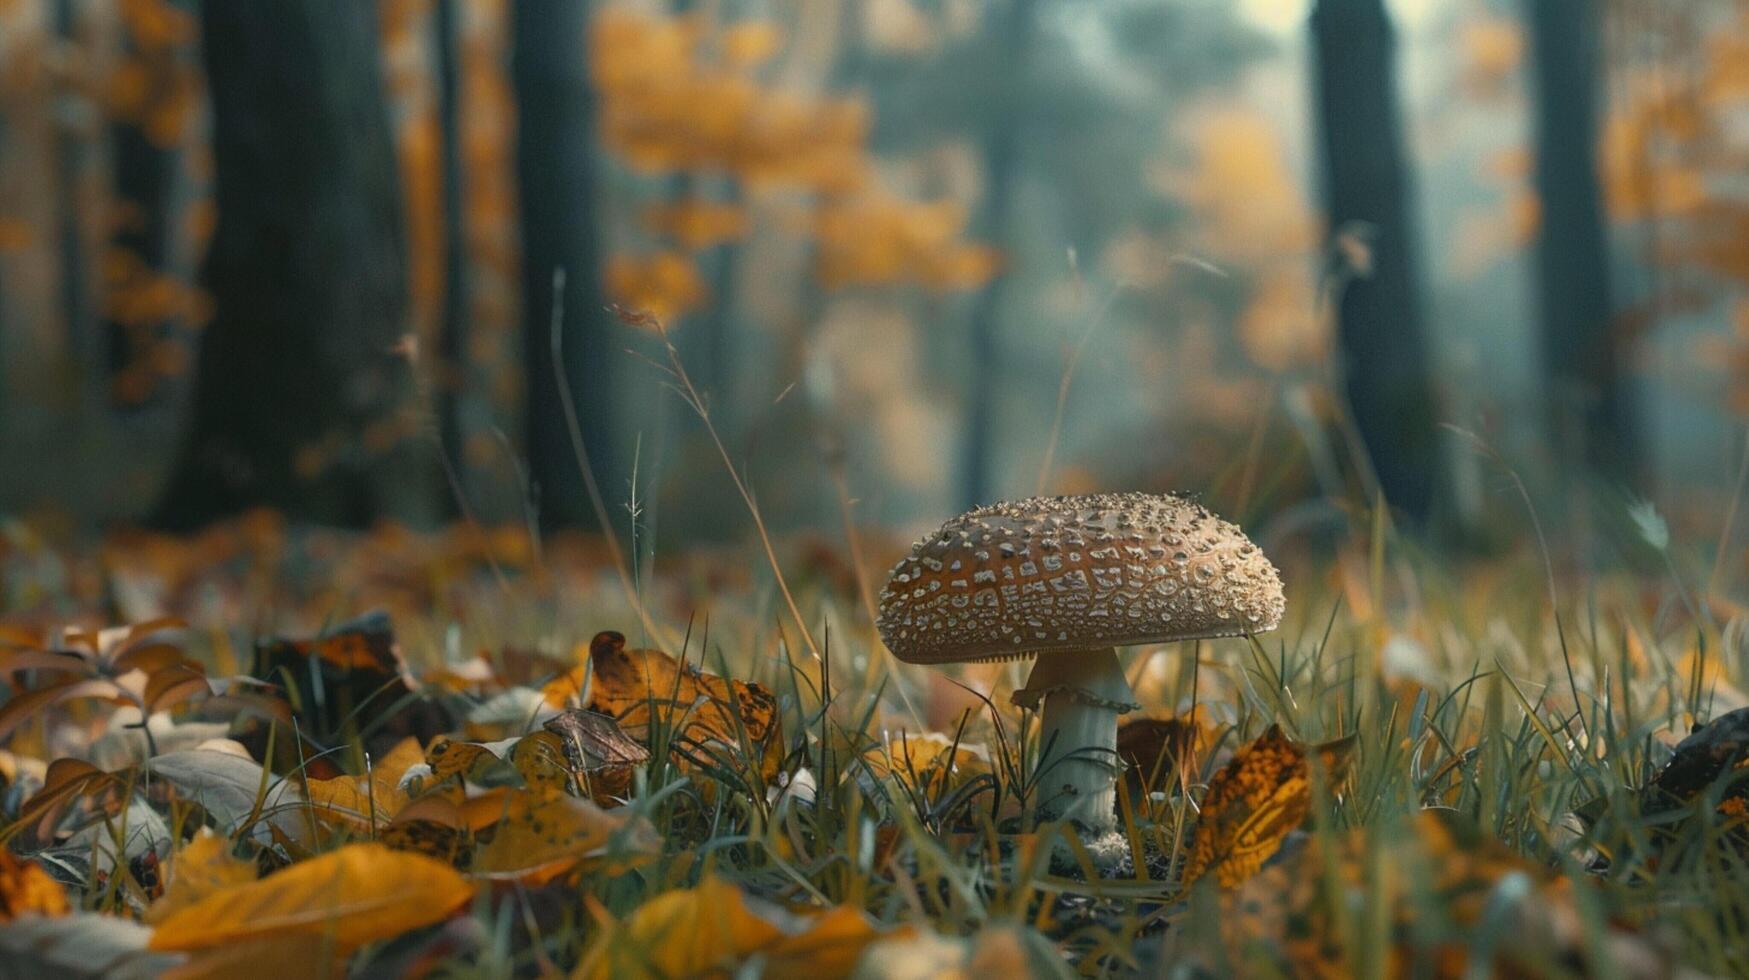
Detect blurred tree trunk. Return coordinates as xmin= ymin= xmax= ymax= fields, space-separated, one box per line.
xmin=433 ymin=0 xmax=472 ymax=502
xmin=1310 ymin=0 xmax=1442 ymax=521
xmin=55 ymin=0 xmax=94 ymax=412
xmin=1525 ymin=0 xmax=1640 ymax=486
xmin=959 ymin=0 xmax=1035 ymax=510
xmin=512 ymin=0 xmax=615 ymax=529
xmin=152 ymin=0 xmax=435 ymax=530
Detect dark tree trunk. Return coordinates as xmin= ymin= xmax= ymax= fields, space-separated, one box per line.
xmin=959 ymin=0 xmax=1035 ymax=510
xmin=55 ymin=0 xmax=93 ymax=405
xmin=1310 ymin=0 xmax=1443 ymax=521
xmin=1526 ymin=0 xmax=1639 ymax=486
xmin=152 ymin=0 xmax=433 ymax=530
xmin=512 ymin=0 xmax=615 ymax=530
xmin=433 ymin=0 xmax=469 ymax=489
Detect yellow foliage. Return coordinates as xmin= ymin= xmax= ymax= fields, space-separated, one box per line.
xmin=606 ymin=252 xmax=708 ymax=321
xmin=643 ymin=199 xmax=750 ymax=250
xmin=1155 ymin=105 xmax=1314 ymax=261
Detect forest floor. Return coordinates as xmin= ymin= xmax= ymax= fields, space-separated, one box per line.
xmin=0 ymin=509 xmax=1747 ymax=977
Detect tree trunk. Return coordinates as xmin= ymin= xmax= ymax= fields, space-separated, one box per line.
xmin=1310 ymin=0 xmax=1443 ymax=521
xmin=1525 ymin=0 xmax=1639 ymax=486
xmin=55 ymin=0 xmax=94 ymax=413
xmin=433 ymin=0 xmax=470 ymax=494
xmin=959 ymin=0 xmax=1035 ymax=510
xmin=512 ymin=0 xmax=615 ymax=530
xmin=152 ymin=0 xmax=433 ymax=530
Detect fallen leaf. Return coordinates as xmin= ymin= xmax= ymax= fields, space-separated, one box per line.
xmin=544 ymin=708 xmax=650 ymax=770
xmin=573 ymin=874 xmax=783 ymax=979
xmin=472 ymin=791 xmax=657 ymax=881
xmin=510 ymin=730 xmax=576 ymax=797
xmin=583 ymin=631 xmax=782 ymax=779
xmin=146 ymin=749 xmax=306 ymax=845
xmin=0 ymin=850 xmax=70 ymax=921
xmin=1181 ymin=725 xmax=1356 ymax=889
xmin=148 ymin=843 xmax=474 ymax=953
xmin=251 ymin=611 xmax=451 ymax=755
xmin=161 ymin=933 xmax=344 ymax=980
xmin=146 ymin=832 xmax=257 ymax=924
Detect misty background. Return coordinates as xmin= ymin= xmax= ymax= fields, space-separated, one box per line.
xmin=0 ymin=0 xmax=1743 ymax=569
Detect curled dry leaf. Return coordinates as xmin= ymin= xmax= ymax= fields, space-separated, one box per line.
xmin=544 ymin=708 xmax=650 ymax=771
xmin=147 ymin=842 xmax=474 ymax=953
xmin=582 ymin=631 xmax=782 ymax=780
xmin=1181 ymin=725 xmax=1357 ymax=889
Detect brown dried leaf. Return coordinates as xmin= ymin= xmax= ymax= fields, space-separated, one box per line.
xmin=1182 ymin=725 xmax=1356 ymax=889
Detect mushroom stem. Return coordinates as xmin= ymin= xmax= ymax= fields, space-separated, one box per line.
xmin=1013 ymin=647 xmax=1137 ymax=830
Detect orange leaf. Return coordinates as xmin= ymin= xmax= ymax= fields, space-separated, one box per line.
xmin=147 ymin=843 xmax=474 ymax=953
xmin=0 ymin=850 xmax=70 ymax=922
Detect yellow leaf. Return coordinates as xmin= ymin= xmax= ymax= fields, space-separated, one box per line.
xmin=573 ymin=875 xmax=783 ymax=980
xmin=472 ymin=790 xmax=656 ymax=880
xmin=147 ymin=843 xmax=474 ymax=953
xmin=146 ymin=832 xmax=257 ymax=924
xmin=511 ymin=730 xmax=575 ymax=796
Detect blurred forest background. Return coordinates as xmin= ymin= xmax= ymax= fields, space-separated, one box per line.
xmin=0 ymin=0 xmax=1746 ymax=568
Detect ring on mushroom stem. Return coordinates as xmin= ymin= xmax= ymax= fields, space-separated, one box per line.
xmin=875 ymin=492 xmax=1284 ymax=831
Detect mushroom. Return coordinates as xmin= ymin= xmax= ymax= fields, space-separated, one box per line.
xmin=876 ymin=492 xmax=1284 ymax=829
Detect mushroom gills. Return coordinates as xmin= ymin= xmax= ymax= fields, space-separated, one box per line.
xmin=1012 ymin=647 xmax=1138 ymax=829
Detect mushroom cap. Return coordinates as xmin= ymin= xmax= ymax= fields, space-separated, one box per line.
xmin=876 ymin=492 xmax=1284 ymax=665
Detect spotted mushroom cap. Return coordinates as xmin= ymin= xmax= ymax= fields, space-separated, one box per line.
xmin=876 ymin=492 xmax=1285 ymax=665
